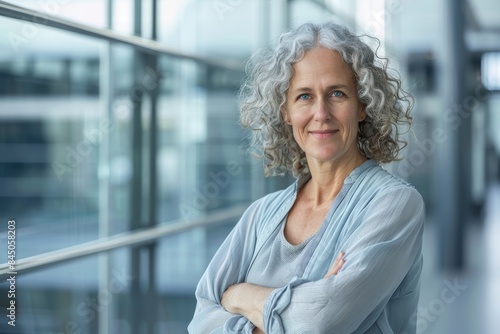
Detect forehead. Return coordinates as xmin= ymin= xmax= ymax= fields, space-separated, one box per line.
xmin=289 ymin=47 xmax=356 ymax=89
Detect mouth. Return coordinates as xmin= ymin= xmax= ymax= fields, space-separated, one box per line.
xmin=309 ymin=130 xmax=338 ymax=139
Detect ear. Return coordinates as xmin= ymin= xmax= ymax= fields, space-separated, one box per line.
xmin=358 ymin=105 xmax=367 ymax=122
xmin=281 ymin=106 xmax=291 ymax=125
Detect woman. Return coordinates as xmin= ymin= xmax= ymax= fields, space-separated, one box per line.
xmin=188 ymin=22 xmax=424 ymax=334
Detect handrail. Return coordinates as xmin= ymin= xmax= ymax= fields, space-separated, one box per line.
xmin=0 ymin=1 xmax=244 ymax=72
xmin=0 ymin=204 xmax=248 ymax=277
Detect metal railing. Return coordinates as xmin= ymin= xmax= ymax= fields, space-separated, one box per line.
xmin=0 ymin=204 xmax=247 ymax=278
xmin=0 ymin=0 xmax=244 ymax=72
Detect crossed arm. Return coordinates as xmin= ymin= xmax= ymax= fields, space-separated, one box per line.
xmin=189 ymin=187 xmax=424 ymax=334
xmin=221 ymin=252 xmax=346 ymax=333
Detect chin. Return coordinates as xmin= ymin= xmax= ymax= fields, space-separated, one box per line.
xmin=308 ymin=151 xmax=343 ymax=163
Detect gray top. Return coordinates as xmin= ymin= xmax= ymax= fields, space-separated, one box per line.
xmin=188 ymin=160 xmax=425 ymax=334
xmin=246 ymin=215 xmax=315 ymax=288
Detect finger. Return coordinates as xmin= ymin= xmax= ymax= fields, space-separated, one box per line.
xmin=324 ymin=252 xmax=345 ymax=278
xmin=333 ymin=251 xmax=345 ymax=267
xmin=324 ymin=263 xmax=339 ymax=278
xmin=330 ymin=253 xmax=343 ymax=271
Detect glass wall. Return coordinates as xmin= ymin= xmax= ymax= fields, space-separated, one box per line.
xmin=0 ymin=15 xmax=110 ymax=255
xmin=0 ymin=1 xmax=279 ymax=333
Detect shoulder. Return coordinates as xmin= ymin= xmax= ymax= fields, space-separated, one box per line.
xmin=353 ymin=162 xmax=425 ymax=216
xmin=344 ymin=165 xmax=425 ymax=243
xmin=363 ymin=163 xmax=414 ymax=189
xmin=361 ymin=162 xmax=422 ymax=196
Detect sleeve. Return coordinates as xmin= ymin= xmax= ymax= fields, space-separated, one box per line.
xmin=188 ymin=199 xmax=264 ymax=334
xmin=262 ymin=186 xmax=425 ymax=334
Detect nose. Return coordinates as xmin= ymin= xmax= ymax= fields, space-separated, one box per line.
xmin=314 ymin=98 xmax=331 ymax=122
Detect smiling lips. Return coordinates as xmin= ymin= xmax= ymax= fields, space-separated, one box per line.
xmin=309 ymin=129 xmax=339 ymax=139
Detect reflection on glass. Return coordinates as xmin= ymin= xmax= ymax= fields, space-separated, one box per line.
xmin=0 ymin=16 xmax=111 ymax=257
xmin=1 ymin=0 xmax=107 ymax=29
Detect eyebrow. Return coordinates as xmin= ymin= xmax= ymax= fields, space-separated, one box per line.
xmin=290 ymin=84 xmax=351 ymax=94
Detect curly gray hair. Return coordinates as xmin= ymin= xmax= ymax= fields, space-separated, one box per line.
xmin=239 ymin=22 xmax=413 ymax=177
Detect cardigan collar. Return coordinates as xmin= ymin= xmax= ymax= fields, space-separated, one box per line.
xmin=292 ymin=159 xmax=378 ymax=193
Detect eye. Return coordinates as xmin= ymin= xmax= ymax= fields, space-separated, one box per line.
xmin=331 ymin=91 xmax=345 ymax=98
xmin=297 ymin=94 xmax=311 ymax=101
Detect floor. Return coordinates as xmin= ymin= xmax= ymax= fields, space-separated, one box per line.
xmin=418 ymin=184 xmax=500 ymax=334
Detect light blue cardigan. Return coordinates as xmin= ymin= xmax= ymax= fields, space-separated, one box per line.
xmin=188 ymin=160 xmax=425 ymax=333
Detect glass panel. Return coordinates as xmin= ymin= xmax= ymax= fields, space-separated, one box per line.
xmin=4 ymin=256 xmax=99 ymax=333
xmin=1 ymin=0 xmax=107 ymax=28
xmin=155 ymin=219 xmax=236 ymax=333
xmin=0 ymin=16 xmax=132 ymax=257
xmin=156 ymin=56 xmax=253 ymax=224
xmin=0 ymin=250 xmax=136 ymax=334
xmin=112 ymin=0 xmax=133 ymax=35
xmin=157 ymin=0 xmax=262 ymax=58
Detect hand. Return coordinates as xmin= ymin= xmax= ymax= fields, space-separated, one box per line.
xmin=324 ymin=252 xmax=345 ymax=278
xmin=253 ymin=327 xmax=265 ymax=334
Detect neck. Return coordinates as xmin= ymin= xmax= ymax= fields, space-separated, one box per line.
xmin=303 ymin=152 xmax=366 ymax=209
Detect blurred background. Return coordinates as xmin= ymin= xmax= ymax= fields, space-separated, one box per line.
xmin=0 ymin=0 xmax=499 ymax=333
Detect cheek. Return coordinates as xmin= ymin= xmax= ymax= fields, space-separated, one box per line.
xmin=291 ymin=126 xmax=302 ymax=142
xmin=340 ymin=114 xmax=361 ymax=136
xmin=289 ymin=112 xmax=309 ymax=127
xmin=291 ymin=126 xmax=307 ymax=149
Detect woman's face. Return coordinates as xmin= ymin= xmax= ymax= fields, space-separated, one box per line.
xmin=283 ymin=47 xmax=366 ymax=167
